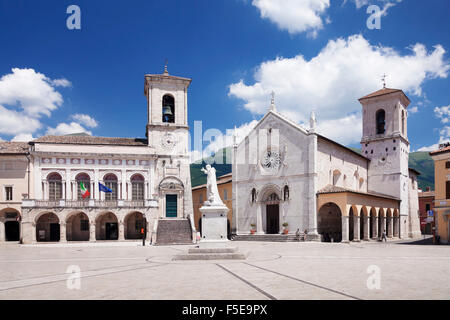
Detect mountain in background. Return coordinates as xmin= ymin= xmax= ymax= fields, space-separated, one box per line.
xmin=191 ymin=147 xmax=435 ymax=191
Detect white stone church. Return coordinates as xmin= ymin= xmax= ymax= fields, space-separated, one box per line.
xmin=232 ymin=87 xmax=421 ymax=242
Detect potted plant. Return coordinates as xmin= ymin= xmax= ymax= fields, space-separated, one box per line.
xmin=282 ymin=222 xmax=289 ymax=234
xmin=250 ymin=223 xmax=256 ymax=234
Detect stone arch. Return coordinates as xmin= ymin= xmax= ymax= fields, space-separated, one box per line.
xmin=162 ymin=93 xmax=175 ymax=123
xmin=124 ymin=211 xmax=145 ymax=239
xmin=370 ymin=207 xmax=377 ymax=239
xmin=378 ymin=208 xmax=386 ymax=238
xmin=348 ymin=205 xmax=358 ymax=241
xmin=0 ymin=208 xmax=21 ymax=242
xmin=360 ymin=206 xmax=369 ymax=240
xmin=66 ymin=211 xmax=90 ymax=241
xmin=318 ymin=202 xmax=342 ymax=243
xmin=257 ymin=184 xmax=282 ymax=202
xmin=95 ymin=212 xmax=118 ymax=240
xmin=36 ymin=212 xmax=60 ymax=242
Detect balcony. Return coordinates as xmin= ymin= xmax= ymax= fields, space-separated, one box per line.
xmin=22 ymin=199 xmax=157 ymax=209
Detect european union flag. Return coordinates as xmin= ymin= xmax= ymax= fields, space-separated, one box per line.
xmin=99 ymin=183 xmax=112 ymax=193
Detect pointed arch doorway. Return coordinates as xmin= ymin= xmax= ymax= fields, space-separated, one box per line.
xmin=266 ymin=193 xmax=280 ymax=234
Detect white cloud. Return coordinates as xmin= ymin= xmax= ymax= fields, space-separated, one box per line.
xmin=0 ymin=105 xmax=41 ymax=136
xmin=316 ymin=113 xmax=362 ymax=145
xmin=11 ymin=133 xmax=34 ymax=142
xmin=408 ymin=106 xmax=419 ymax=114
xmin=191 ymin=120 xmax=259 ymax=163
xmin=251 ymin=0 xmax=330 ymax=36
xmin=434 ymin=105 xmax=450 ymax=124
xmin=350 ymin=0 xmax=402 ymax=16
xmin=229 ymin=34 xmax=450 ymax=145
xmin=46 ymin=122 xmax=92 ymax=136
xmin=0 ymin=68 xmax=67 ymax=117
xmin=71 ymin=113 xmax=98 ymax=128
xmin=52 ymin=78 xmax=72 ymax=88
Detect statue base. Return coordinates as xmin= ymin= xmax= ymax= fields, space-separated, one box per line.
xmin=199 ymin=204 xmax=229 ymax=248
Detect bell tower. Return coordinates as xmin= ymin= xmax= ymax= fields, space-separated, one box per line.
xmin=144 ymin=66 xmax=191 ymax=155
xmin=359 ymin=87 xmax=411 ymax=235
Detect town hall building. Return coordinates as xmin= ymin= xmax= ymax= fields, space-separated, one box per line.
xmin=232 ymin=88 xmax=422 ymax=242
xmin=0 ymin=67 xmax=195 ymax=244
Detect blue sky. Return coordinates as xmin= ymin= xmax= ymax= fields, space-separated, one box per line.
xmin=0 ymin=0 xmax=449 ymax=155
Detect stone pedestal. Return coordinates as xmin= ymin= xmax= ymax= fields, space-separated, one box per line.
xmin=199 ymin=205 xmax=229 ymax=248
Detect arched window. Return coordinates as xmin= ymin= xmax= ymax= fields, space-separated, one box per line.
xmin=48 ymin=173 xmax=62 ymax=200
xmin=76 ymin=173 xmax=90 ymax=200
xmin=283 ymin=185 xmax=289 ymax=201
xmin=376 ymin=109 xmax=386 ymax=134
xmin=401 ymin=110 xmax=405 ymax=135
xmin=104 ymin=174 xmax=118 ymax=200
xmin=251 ymin=188 xmax=257 ymax=203
xmin=162 ymin=94 xmax=175 ymax=123
xmin=131 ymin=174 xmax=145 ymax=200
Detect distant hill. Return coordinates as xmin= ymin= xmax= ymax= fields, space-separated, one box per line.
xmin=190 ymin=148 xmax=435 ymax=190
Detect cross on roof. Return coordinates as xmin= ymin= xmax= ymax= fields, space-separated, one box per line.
xmin=382 ymin=73 xmax=387 ymax=88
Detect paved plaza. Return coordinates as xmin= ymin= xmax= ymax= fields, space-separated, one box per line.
xmin=0 ymin=239 xmax=449 ymax=300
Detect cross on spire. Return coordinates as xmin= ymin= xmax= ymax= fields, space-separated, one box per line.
xmin=164 ymin=58 xmax=169 ymax=75
xmin=270 ymin=90 xmax=276 ymax=111
xmin=382 ymin=73 xmax=387 ymax=88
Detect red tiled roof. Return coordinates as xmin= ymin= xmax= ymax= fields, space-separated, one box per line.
xmin=0 ymin=142 xmax=30 ymax=154
xmin=32 ymin=135 xmax=148 ymax=146
xmin=359 ymin=88 xmax=410 ymax=103
xmin=317 ymin=184 xmax=400 ymax=200
xmin=429 ymin=145 xmax=450 ymax=155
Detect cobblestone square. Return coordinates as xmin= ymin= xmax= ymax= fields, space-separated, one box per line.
xmin=0 ymin=239 xmax=449 ymax=300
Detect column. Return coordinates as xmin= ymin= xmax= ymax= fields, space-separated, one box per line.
xmin=393 ymin=217 xmax=399 ymax=237
xmin=60 ymin=223 xmax=66 ymax=242
xmin=62 ymin=182 xmax=66 ymax=200
xmin=363 ymin=216 xmax=370 ymax=241
xmin=353 ymin=216 xmax=360 ymax=241
xmin=0 ymin=221 xmax=5 ymax=242
xmin=372 ymin=216 xmax=378 ymax=239
xmin=121 ymin=171 xmax=127 ymax=200
xmin=341 ymin=216 xmax=349 ymax=243
xmin=90 ymin=181 xmax=94 ymax=200
xmin=144 ymin=181 xmax=148 ymax=200
xmin=118 ymin=222 xmax=125 ymax=241
xmin=127 ymin=182 xmax=132 ymax=201
xmin=66 ymin=169 xmax=71 ymax=200
xmin=43 ymin=181 xmax=48 ymax=200
xmin=388 ymin=216 xmax=393 ymax=238
xmin=256 ymin=203 xmax=263 ymax=234
xmin=89 ymin=223 xmax=96 ymax=241
xmin=72 ymin=181 xmax=77 ymax=200
xmin=382 ymin=216 xmax=387 ymax=236
xmin=32 ymin=223 xmax=37 ymax=243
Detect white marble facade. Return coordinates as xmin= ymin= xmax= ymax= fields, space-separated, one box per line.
xmin=232 ymin=88 xmax=421 ymax=241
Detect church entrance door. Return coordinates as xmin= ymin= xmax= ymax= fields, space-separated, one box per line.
xmin=166 ymin=194 xmax=178 ymax=218
xmin=266 ymin=204 xmax=279 ymax=234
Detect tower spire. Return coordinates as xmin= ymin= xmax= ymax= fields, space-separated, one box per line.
xmin=270 ymin=90 xmax=276 ymax=111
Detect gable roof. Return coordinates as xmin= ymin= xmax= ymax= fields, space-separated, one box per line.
xmin=32 ymin=135 xmax=148 ymax=147
xmin=358 ymin=87 xmax=411 ymax=103
xmin=317 ymin=184 xmax=400 ymax=201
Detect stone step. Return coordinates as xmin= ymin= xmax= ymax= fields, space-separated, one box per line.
xmin=155 ymin=218 xmax=193 ymax=245
xmin=232 ymin=234 xmax=305 ymax=242
xmin=173 ymin=252 xmax=247 ymax=261
xmin=188 ymin=247 xmax=238 ymax=254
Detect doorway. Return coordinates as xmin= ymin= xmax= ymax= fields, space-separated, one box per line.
xmin=105 ymin=223 xmax=118 ymax=240
xmin=50 ymin=223 xmax=60 ymax=242
xmin=266 ymin=204 xmax=279 ymax=234
xmin=166 ymin=194 xmax=178 ymax=218
xmin=5 ymin=221 xmax=20 ymax=241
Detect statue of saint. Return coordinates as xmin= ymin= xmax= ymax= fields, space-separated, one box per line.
xmin=201 ymin=164 xmax=224 ymax=206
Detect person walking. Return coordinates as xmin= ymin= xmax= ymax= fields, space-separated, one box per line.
xmin=382 ymin=229 xmax=387 ymax=242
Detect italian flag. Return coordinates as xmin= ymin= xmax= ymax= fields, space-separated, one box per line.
xmin=80 ymin=182 xmax=90 ymax=199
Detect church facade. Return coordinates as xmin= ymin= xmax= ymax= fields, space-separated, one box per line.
xmin=0 ymin=68 xmax=195 ymax=244
xmin=232 ymin=88 xmax=422 ymax=242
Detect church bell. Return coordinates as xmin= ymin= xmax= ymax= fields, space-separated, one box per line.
xmin=163 ymin=105 xmax=173 ymax=116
